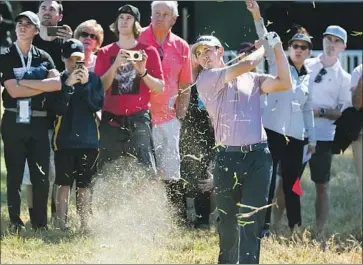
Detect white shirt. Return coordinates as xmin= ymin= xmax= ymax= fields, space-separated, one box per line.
xmin=351 ymin=64 xmax=362 ymax=92
xmin=87 ymin=54 xmax=97 ymax=72
xmin=305 ymin=54 xmax=351 ymax=141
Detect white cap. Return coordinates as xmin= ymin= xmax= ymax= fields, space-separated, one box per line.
xmin=191 ymin=35 xmax=222 ymax=55
xmin=323 ymin=25 xmax=347 ymax=44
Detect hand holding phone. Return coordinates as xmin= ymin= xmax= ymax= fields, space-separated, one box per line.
xmin=75 ymin=67 xmax=89 ymax=85
xmin=47 ymin=25 xmax=73 ymax=40
xmin=75 ymin=61 xmax=85 ymax=70
xmin=47 ymin=26 xmax=67 ymax=37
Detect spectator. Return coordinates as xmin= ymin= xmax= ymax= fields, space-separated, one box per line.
xmin=193 ymin=31 xmax=292 ymax=263
xmin=48 ymin=39 xmax=104 ymax=231
xmin=350 ymin=64 xmax=362 ymax=186
xmin=138 ymin=1 xmax=193 ymax=224
xmin=74 ymin=19 xmax=104 ymax=72
xmin=247 ymin=0 xmax=316 ymax=233
xmin=74 ymin=19 xmax=104 ymax=213
xmin=0 ymin=11 xmax=61 ymax=233
xmin=21 ymin=0 xmax=73 ymax=224
xmin=95 ymin=5 xmax=164 ymax=175
xmin=180 ymin=82 xmax=215 ymax=229
xmin=303 ymin=25 xmax=351 ymax=240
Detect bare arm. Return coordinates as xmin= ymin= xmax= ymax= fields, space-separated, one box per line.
xmin=19 ymin=76 xmax=62 ymax=92
xmin=4 ymin=79 xmax=44 ymax=98
xmin=260 ymin=39 xmax=292 ymax=93
xmin=141 ymin=72 xmax=164 ymax=93
xmin=352 ymin=77 xmax=363 ymax=109
xmin=224 ymin=45 xmax=265 ymax=83
xmin=176 ymin=83 xmax=192 ymax=119
xmin=100 ymin=63 xmax=118 ymax=92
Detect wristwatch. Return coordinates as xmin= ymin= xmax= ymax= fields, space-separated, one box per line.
xmin=318 ymin=108 xmax=327 ymax=117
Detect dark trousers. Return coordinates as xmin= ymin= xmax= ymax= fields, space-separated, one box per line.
xmin=180 ymin=109 xmax=215 ymax=226
xmin=214 ymin=145 xmax=272 ymax=264
xmin=265 ymin=129 xmax=307 ymax=229
xmin=98 ymin=110 xmax=156 ymax=173
xmin=1 ymin=112 xmax=50 ymax=228
xmin=164 ymin=179 xmax=187 ymax=223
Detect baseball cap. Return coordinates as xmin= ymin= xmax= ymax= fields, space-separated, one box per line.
xmin=15 ymin=11 xmax=41 ymax=30
xmin=191 ymin=35 xmax=223 ymax=55
xmin=117 ymin=4 xmax=141 ymax=22
xmin=288 ymin=33 xmax=313 ymax=49
xmin=323 ymin=25 xmax=347 ymax=44
xmin=61 ymin=39 xmax=85 ymax=59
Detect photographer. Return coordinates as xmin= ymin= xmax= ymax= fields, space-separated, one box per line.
xmin=95 ymin=5 xmax=164 ymax=174
xmin=0 ymin=11 xmax=61 ymax=233
xmin=48 ymin=39 xmax=104 ymax=231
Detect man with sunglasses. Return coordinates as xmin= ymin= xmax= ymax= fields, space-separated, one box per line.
xmin=303 ymin=25 xmax=351 ymax=241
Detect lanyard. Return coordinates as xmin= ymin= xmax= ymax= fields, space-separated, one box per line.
xmin=14 ymin=42 xmax=32 ymax=74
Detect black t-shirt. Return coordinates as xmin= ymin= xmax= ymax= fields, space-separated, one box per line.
xmin=32 ymin=35 xmax=64 ymax=71
xmin=0 ymin=44 xmax=55 ymax=110
xmin=32 ymin=36 xmax=64 ymax=127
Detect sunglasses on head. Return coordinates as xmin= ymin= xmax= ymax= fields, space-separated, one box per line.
xmin=314 ymin=68 xmax=327 ymax=83
xmin=291 ymin=44 xmax=309 ymax=51
xmin=80 ymin=32 xmax=97 ymax=40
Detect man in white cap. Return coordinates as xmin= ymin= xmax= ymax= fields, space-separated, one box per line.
xmin=303 ymin=25 xmax=351 ymax=239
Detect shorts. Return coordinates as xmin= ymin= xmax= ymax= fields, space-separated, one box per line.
xmin=54 ymin=148 xmax=99 ymax=188
xmin=152 ymin=118 xmax=181 ymax=181
xmin=308 ymin=141 xmax=333 ymax=184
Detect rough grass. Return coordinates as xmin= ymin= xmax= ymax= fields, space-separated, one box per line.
xmin=0 ymin=143 xmax=362 ymax=264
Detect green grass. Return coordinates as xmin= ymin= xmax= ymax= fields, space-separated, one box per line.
xmin=0 ymin=145 xmax=362 ymax=264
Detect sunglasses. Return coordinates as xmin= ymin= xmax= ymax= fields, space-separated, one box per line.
xmin=314 ymin=68 xmax=327 ymax=83
xmin=80 ymin=32 xmax=97 ymax=40
xmin=157 ymin=46 xmax=164 ymax=61
xmin=291 ymin=44 xmax=309 ymax=51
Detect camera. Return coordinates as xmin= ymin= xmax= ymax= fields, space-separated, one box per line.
xmin=126 ymin=50 xmax=142 ymax=61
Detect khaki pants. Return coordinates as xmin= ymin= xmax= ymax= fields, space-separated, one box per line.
xmin=352 ymin=133 xmax=362 ymax=187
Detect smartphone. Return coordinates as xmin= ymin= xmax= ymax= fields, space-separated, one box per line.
xmin=75 ymin=61 xmax=85 ymax=69
xmin=47 ymin=26 xmax=67 ymax=37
